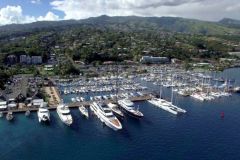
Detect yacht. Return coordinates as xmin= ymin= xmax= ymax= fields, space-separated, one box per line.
xmin=25 ymin=110 xmax=30 ymax=117
xmin=0 ymin=111 xmax=3 ymax=118
xmin=148 ymin=98 xmax=186 ymax=115
xmin=6 ymin=112 xmax=14 ymax=121
xmin=118 ymin=99 xmax=143 ymax=118
xmin=90 ymin=101 xmax=122 ymax=131
xmin=37 ymin=106 xmax=50 ymax=123
xmin=107 ymin=102 xmax=124 ymax=117
xmin=190 ymin=92 xmax=205 ymax=101
xmin=79 ymin=105 xmax=89 ymax=118
xmin=57 ymin=104 xmax=73 ymax=126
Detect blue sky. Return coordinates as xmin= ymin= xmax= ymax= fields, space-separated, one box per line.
xmin=0 ymin=0 xmax=240 ymax=26
xmin=0 ymin=0 xmax=63 ymax=17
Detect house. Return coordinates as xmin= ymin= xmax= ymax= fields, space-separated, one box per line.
xmin=31 ymin=56 xmax=42 ymax=64
xmin=7 ymin=55 xmax=17 ymax=64
xmin=140 ymin=56 xmax=169 ymax=64
xmin=32 ymin=99 xmax=44 ymax=107
xmin=20 ymin=55 xmax=27 ymax=64
xmin=7 ymin=98 xmax=17 ymax=110
xmin=0 ymin=99 xmax=7 ymax=111
xmin=44 ymin=65 xmax=54 ymax=71
xmin=171 ymin=58 xmax=182 ymax=64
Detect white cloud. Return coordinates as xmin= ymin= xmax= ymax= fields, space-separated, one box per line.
xmin=50 ymin=0 xmax=240 ymax=21
xmin=0 ymin=5 xmax=60 ymax=26
xmin=31 ymin=0 xmax=41 ymax=4
xmin=0 ymin=5 xmax=35 ymax=25
xmin=37 ymin=11 xmax=59 ymax=21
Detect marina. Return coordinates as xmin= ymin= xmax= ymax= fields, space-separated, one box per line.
xmin=0 ymin=67 xmax=240 ymax=159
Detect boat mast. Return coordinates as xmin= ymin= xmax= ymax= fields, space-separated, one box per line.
xmin=171 ymin=74 xmax=174 ymax=104
xmin=160 ymin=70 xmax=162 ymax=99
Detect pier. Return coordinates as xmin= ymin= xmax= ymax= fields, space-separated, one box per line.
xmin=0 ymin=95 xmax=151 ymax=114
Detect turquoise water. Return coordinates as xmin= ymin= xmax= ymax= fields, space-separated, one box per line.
xmin=0 ymin=68 xmax=240 ymax=160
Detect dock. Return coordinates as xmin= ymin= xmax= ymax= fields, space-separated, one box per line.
xmin=0 ymin=95 xmax=151 ymax=114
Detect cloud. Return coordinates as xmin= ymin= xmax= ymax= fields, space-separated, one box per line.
xmin=31 ymin=0 xmax=41 ymax=4
xmin=37 ymin=11 xmax=59 ymax=21
xmin=50 ymin=0 xmax=240 ymax=21
xmin=0 ymin=5 xmax=60 ymax=25
xmin=0 ymin=5 xmax=35 ymax=25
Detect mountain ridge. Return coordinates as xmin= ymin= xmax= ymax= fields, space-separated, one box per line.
xmin=0 ymin=15 xmax=240 ymax=36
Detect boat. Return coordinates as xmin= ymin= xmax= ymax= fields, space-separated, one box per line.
xmin=148 ymin=98 xmax=186 ymax=115
xmin=118 ymin=99 xmax=143 ymax=118
xmin=79 ymin=105 xmax=89 ymax=118
xmin=90 ymin=101 xmax=122 ymax=131
xmin=190 ymin=92 xmax=205 ymax=101
xmin=57 ymin=103 xmax=73 ymax=126
xmin=6 ymin=112 xmax=14 ymax=121
xmin=71 ymin=97 xmax=76 ymax=102
xmin=0 ymin=112 xmax=3 ymax=118
xmin=107 ymin=102 xmax=124 ymax=117
xmin=234 ymin=87 xmax=240 ymax=93
xmin=76 ymin=97 xmax=80 ymax=102
xmin=37 ymin=106 xmax=50 ymax=123
xmin=25 ymin=110 xmax=30 ymax=117
xmin=151 ymin=74 xmax=186 ymax=115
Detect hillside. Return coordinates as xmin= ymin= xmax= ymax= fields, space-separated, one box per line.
xmin=0 ymin=16 xmax=239 ymax=38
xmin=219 ymin=18 xmax=240 ymax=29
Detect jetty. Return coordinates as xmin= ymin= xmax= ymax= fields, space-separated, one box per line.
xmin=0 ymin=95 xmax=151 ymax=114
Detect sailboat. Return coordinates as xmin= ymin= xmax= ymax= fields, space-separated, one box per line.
xmin=148 ymin=73 xmax=186 ymax=115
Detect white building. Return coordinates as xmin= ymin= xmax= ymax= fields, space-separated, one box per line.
xmin=32 ymin=99 xmax=44 ymax=107
xmin=0 ymin=101 xmax=7 ymax=111
xmin=140 ymin=56 xmax=169 ymax=64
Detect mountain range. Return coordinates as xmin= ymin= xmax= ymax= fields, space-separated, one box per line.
xmin=0 ymin=15 xmax=240 ymax=36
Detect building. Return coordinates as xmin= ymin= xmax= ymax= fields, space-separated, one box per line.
xmin=140 ymin=56 xmax=169 ymax=64
xmin=7 ymin=55 xmax=17 ymax=65
xmin=32 ymin=99 xmax=44 ymax=107
xmin=228 ymin=52 xmax=240 ymax=57
xmin=20 ymin=55 xmax=27 ymax=64
xmin=44 ymin=65 xmax=54 ymax=71
xmin=171 ymin=58 xmax=182 ymax=64
xmin=31 ymin=56 xmax=42 ymax=64
xmin=0 ymin=99 xmax=7 ymax=111
xmin=26 ymin=55 xmax=32 ymax=64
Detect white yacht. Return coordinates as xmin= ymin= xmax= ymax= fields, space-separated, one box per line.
xmin=90 ymin=101 xmax=122 ymax=131
xmin=107 ymin=102 xmax=124 ymax=117
xmin=6 ymin=112 xmax=14 ymax=121
xmin=37 ymin=106 xmax=50 ymax=123
xmin=190 ymin=92 xmax=205 ymax=101
xmin=118 ymin=99 xmax=143 ymax=118
xmin=57 ymin=104 xmax=73 ymax=126
xmin=79 ymin=105 xmax=89 ymax=118
xmin=148 ymin=98 xmax=186 ymax=115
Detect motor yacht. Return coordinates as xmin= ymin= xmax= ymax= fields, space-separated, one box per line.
xmin=79 ymin=105 xmax=89 ymax=118
xmin=57 ymin=103 xmax=73 ymax=126
xmin=107 ymin=102 xmax=124 ymax=117
xmin=118 ymin=99 xmax=143 ymax=118
xmin=90 ymin=101 xmax=122 ymax=131
xmin=37 ymin=106 xmax=50 ymax=123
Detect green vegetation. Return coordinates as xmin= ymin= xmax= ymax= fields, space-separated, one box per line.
xmin=0 ymin=15 xmax=240 ymax=81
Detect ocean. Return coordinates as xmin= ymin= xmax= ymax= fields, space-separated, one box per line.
xmin=0 ymin=68 xmax=240 ymax=160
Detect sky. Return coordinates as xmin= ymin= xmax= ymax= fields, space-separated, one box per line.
xmin=0 ymin=0 xmax=240 ymax=26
